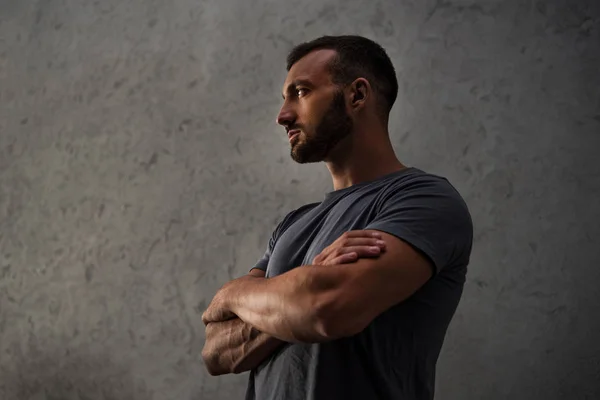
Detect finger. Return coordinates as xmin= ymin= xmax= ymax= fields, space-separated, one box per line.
xmin=326 ymin=252 xmax=358 ymax=265
xmin=315 ymin=238 xmax=385 ymax=266
xmin=344 ymin=230 xmax=383 ymax=238
xmin=340 ymin=238 xmax=387 ymax=248
xmin=350 ymin=246 xmax=384 ymax=257
xmin=321 ymin=245 xmax=383 ymax=265
xmin=330 ymin=246 xmax=383 ymax=258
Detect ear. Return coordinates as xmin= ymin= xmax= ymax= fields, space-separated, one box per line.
xmin=349 ymin=78 xmax=370 ymax=110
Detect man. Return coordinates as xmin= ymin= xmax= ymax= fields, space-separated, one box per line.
xmin=201 ymin=35 xmax=473 ymax=400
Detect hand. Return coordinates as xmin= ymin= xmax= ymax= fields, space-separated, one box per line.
xmin=312 ymin=230 xmax=387 ymax=266
xmin=202 ymin=283 xmax=237 ymax=325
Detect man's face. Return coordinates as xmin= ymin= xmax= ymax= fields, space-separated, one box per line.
xmin=277 ymin=50 xmax=353 ymax=164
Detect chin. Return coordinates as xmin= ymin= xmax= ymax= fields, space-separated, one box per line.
xmin=290 ymin=136 xmax=330 ymax=164
xmin=291 ymin=150 xmax=326 ymax=164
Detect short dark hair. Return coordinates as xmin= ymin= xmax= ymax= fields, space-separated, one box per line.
xmin=286 ymin=35 xmax=399 ymax=117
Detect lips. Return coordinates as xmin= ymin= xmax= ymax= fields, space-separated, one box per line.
xmin=287 ymin=129 xmax=300 ymax=139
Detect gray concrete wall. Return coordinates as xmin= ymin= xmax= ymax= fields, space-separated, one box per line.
xmin=1 ymin=0 xmax=599 ymax=399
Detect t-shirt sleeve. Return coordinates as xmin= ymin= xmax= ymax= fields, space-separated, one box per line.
xmin=250 ymin=228 xmax=278 ymax=273
xmin=249 ymin=208 xmax=303 ymax=273
xmin=249 ymin=203 xmax=321 ymax=274
xmin=365 ymin=176 xmax=473 ymax=275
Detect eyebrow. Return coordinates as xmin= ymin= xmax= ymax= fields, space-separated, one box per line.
xmin=282 ymin=79 xmax=313 ymax=99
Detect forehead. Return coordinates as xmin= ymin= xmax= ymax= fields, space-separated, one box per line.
xmin=283 ymin=49 xmax=337 ymax=88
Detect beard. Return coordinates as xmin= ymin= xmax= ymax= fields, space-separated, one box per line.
xmin=290 ymin=90 xmax=353 ymax=164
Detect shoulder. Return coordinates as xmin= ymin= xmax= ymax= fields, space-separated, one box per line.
xmin=369 ymin=168 xmax=473 ymax=269
xmin=274 ymin=201 xmax=321 ymax=235
xmin=381 ymin=168 xmax=471 ymax=213
xmin=386 ymin=167 xmax=462 ymax=194
xmin=283 ymin=201 xmax=320 ymax=223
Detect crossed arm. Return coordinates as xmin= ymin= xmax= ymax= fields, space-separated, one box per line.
xmin=201 ymin=231 xmax=434 ymax=373
xmin=201 ymin=268 xmax=287 ymax=376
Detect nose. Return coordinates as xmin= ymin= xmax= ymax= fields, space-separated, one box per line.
xmin=276 ymin=103 xmax=296 ymax=128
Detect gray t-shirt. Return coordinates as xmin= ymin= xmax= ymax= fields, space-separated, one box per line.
xmin=245 ymin=167 xmax=473 ymax=400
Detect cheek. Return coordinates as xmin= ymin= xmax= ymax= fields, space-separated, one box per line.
xmin=301 ymin=107 xmax=323 ymax=129
xmin=302 ymin=96 xmax=329 ymax=118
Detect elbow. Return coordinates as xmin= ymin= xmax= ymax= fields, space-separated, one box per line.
xmin=301 ymin=268 xmax=368 ymax=341
xmin=204 ymin=365 xmax=224 ymax=376
xmin=201 ymin=348 xmax=230 ymax=376
xmin=311 ymin=297 xmax=367 ymax=341
xmin=201 ymin=355 xmax=221 ymax=376
xmin=313 ymin=315 xmax=365 ymax=341
xmin=203 ymin=361 xmax=229 ymax=376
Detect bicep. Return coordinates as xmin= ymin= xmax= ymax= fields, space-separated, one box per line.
xmin=365 ymin=181 xmax=473 ymax=275
xmin=320 ymin=232 xmax=433 ymax=336
xmin=352 ymin=232 xmax=432 ymax=305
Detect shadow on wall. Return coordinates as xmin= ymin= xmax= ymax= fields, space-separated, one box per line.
xmin=0 ymin=347 xmax=143 ymax=400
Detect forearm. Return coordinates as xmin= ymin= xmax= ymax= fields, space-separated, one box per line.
xmin=228 ymin=265 xmax=343 ymax=343
xmin=202 ymin=317 xmax=285 ymax=375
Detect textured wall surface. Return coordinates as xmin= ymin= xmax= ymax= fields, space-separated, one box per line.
xmin=1 ymin=0 xmax=599 ymax=399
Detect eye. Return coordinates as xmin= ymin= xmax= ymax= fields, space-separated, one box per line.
xmin=296 ymin=88 xmax=308 ymax=97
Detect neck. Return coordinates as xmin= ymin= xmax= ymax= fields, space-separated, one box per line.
xmin=325 ymin=125 xmax=406 ymax=191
